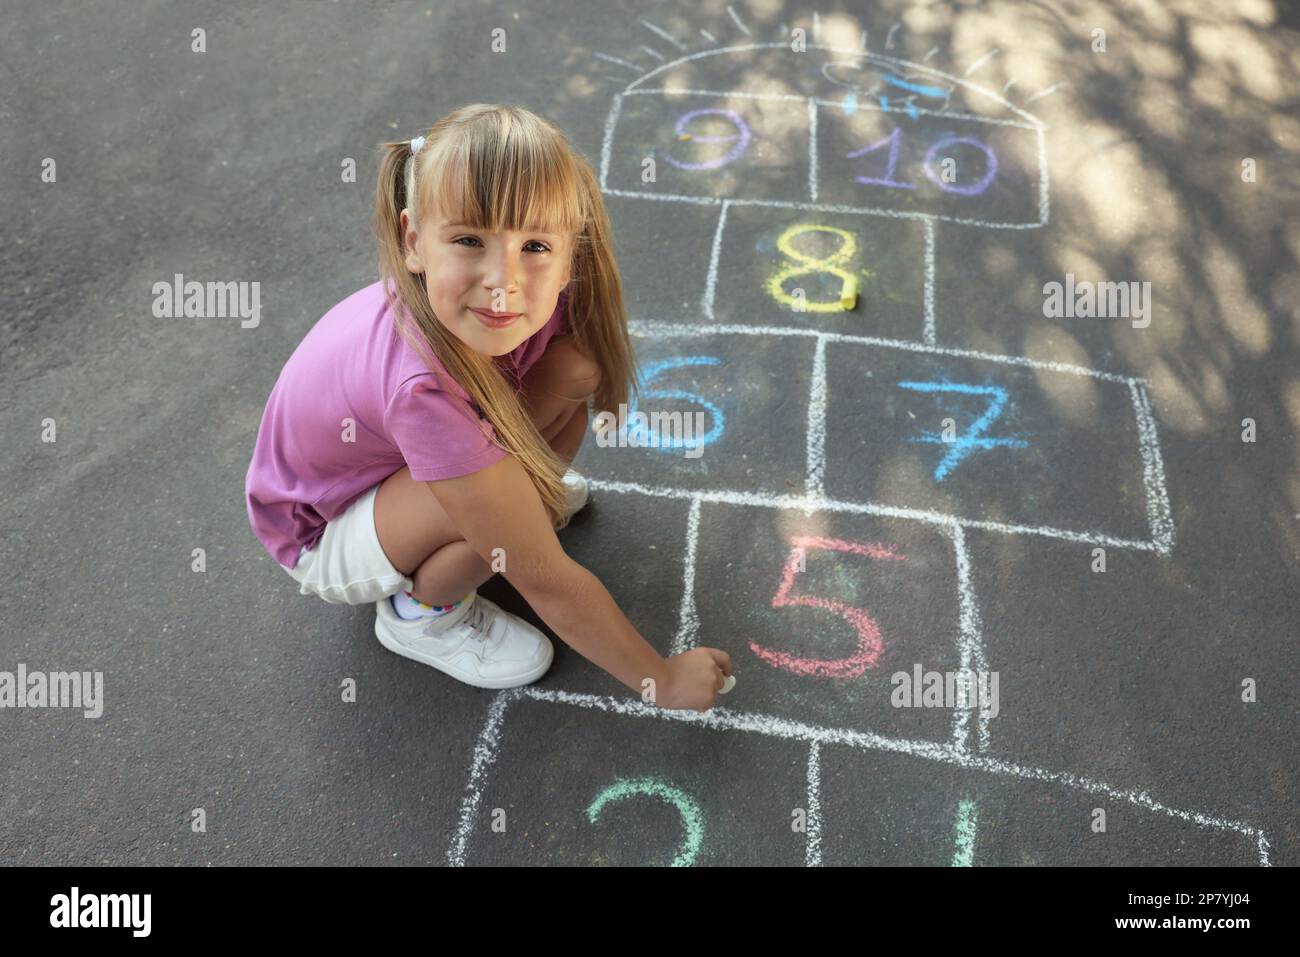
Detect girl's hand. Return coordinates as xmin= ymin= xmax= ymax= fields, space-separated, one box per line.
xmin=658 ymin=648 xmax=733 ymax=714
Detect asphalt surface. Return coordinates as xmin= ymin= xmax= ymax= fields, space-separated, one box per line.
xmin=2 ymin=1 xmax=1297 ymax=866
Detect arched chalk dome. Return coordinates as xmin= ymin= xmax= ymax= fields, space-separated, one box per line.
xmin=600 ymin=42 xmax=1049 ymax=230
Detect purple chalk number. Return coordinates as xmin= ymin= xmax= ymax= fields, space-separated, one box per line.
xmin=847 ymin=127 xmax=916 ymax=190
xmin=922 ymin=135 xmax=998 ymax=196
xmin=848 ymin=128 xmax=998 ymax=197
xmin=664 ymin=108 xmax=752 ymax=171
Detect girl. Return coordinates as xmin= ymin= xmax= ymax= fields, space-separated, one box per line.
xmin=245 ymin=104 xmax=731 ymax=713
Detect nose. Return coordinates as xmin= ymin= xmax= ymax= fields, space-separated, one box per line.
xmin=481 ymin=245 xmax=520 ymax=301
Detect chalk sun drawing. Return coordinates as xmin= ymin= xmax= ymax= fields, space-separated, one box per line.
xmin=898 ymin=380 xmax=1031 ymax=481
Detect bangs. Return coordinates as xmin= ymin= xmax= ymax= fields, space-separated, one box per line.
xmin=419 ymin=118 xmax=584 ymax=239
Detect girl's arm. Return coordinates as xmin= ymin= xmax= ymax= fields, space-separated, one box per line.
xmin=426 ymin=455 xmax=730 ymax=711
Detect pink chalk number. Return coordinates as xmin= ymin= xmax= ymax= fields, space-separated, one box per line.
xmin=749 ymin=536 xmax=906 ymax=679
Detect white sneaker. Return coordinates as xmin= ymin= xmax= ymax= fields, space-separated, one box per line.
xmin=562 ymin=468 xmax=589 ymax=519
xmin=373 ymin=590 xmax=553 ymax=689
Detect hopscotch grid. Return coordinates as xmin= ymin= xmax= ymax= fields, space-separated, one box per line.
xmin=449 ymin=688 xmax=1268 ymax=865
xmin=563 ymin=37 xmax=1205 ymax=865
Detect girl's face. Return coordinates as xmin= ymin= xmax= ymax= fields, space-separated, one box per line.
xmin=401 ymin=204 xmax=573 ymax=358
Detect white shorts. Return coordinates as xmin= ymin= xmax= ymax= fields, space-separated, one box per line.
xmin=280 ymin=484 xmax=414 ymax=605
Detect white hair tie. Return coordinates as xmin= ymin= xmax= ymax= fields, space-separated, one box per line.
xmin=410 ymin=135 xmax=426 ymax=154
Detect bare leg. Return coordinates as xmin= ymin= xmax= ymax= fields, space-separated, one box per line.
xmin=374 ymin=337 xmax=600 ymax=607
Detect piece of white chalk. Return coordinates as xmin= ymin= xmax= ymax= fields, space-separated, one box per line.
xmin=719 ymin=674 xmax=736 ymax=694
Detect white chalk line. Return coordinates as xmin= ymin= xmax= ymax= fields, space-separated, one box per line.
xmin=807 ymin=741 xmax=823 ymax=865
xmin=621 ymin=42 xmax=1048 ymax=128
xmin=1024 ymin=81 xmax=1068 ymax=105
xmin=726 ymin=5 xmax=752 ymax=38
xmin=593 ymin=51 xmax=641 ymax=73
xmin=584 ymin=478 xmax=1164 ymax=554
xmin=1036 ymin=123 xmax=1050 ymax=227
xmin=622 ymin=87 xmax=1044 ymax=131
xmin=922 ymin=217 xmax=937 ymax=346
xmin=1129 ymin=380 xmax=1176 ymax=556
xmin=640 ymin=46 xmax=666 ymax=63
xmin=639 ymin=19 xmax=687 ymax=52
xmin=627 ymin=319 xmax=1137 ymax=384
xmin=806 ymin=335 xmax=828 ymax=498
xmin=599 ymin=93 xmax=624 ymax=194
xmin=964 ymin=48 xmax=1000 ymax=77
xmin=671 ymin=496 xmax=704 ymax=656
xmin=448 ymin=689 xmax=520 ymax=867
xmin=807 ymin=97 xmax=819 ymax=202
xmin=446 ymin=688 xmax=1268 ymax=865
xmin=947 ymin=524 xmax=991 ymax=753
xmin=701 ymin=200 xmax=730 ymax=321
xmin=700 ymin=29 xmax=718 ymax=45
xmin=601 ymin=187 xmax=1046 ymax=231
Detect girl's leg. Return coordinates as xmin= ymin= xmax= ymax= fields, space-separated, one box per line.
xmin=374 ymin=337 xmax=601 ymax=606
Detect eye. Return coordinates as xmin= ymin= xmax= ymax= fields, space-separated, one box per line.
xmin=452 ymin=236 xmax=550 ymax=253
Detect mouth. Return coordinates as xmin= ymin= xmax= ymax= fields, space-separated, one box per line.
xmin=469 ymin=307 xmax=522 ymax=329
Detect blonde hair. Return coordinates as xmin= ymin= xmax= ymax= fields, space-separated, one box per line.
xmin=373 ymin=104 xmax=638 ymax=528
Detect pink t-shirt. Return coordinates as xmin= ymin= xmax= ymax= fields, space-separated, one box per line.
xmin=245 ymin=279 xmax=569 ymax=569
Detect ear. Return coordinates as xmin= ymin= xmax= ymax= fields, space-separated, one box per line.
xmin=400 ymin=208 xmax=423 ymax=274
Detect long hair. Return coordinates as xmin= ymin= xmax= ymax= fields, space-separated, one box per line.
xmin=373 ymin=104 xmax=638 ymax=528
